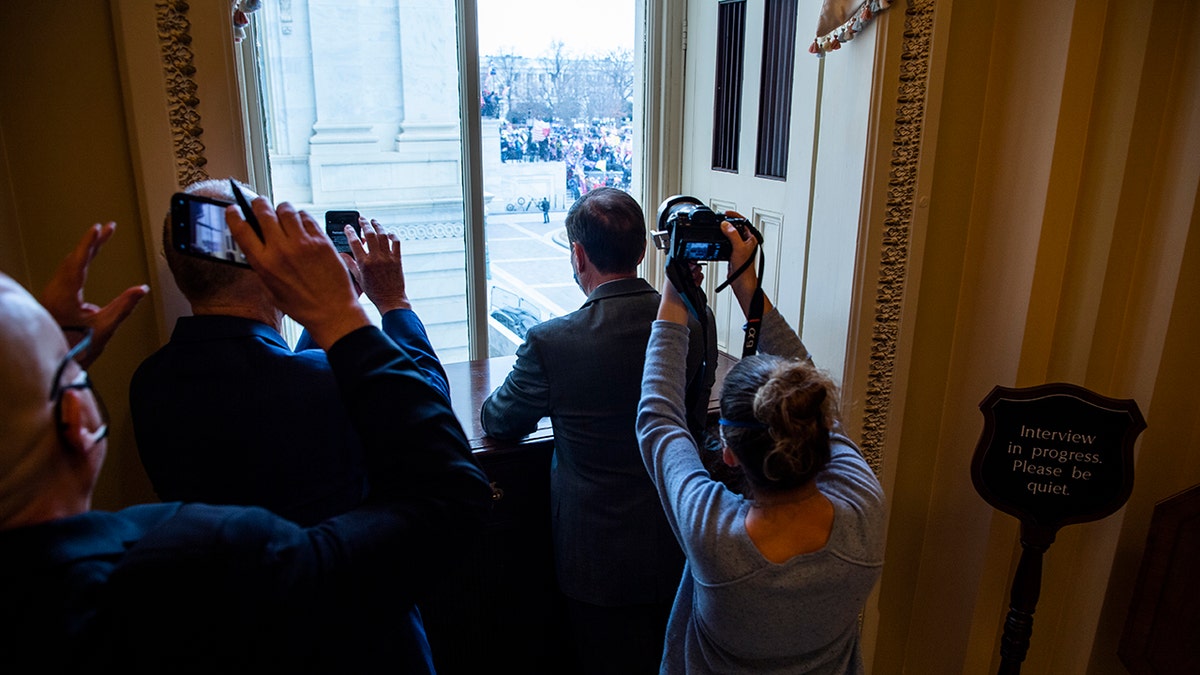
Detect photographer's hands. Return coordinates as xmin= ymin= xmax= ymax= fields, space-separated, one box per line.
xmin=721 ymin=213 xmax=773 ymax=318
xmin=343 ymin=219 xmax=413 ymax=314
xmin=226 ymin=199 xmax=369 ymax=350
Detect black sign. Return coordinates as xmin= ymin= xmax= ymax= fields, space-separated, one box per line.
xmin=972 ymin=382 xmax=1144 ymax=533
xmin=973 ymin=382 xmax=1144 ymax=674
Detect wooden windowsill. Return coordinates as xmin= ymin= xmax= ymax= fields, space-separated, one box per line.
xmin=444 ymin=352 xmax=738 ymax=454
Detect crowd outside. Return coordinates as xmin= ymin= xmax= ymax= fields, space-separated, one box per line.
xmin=497 ymin=119 xmax=633 ymax=196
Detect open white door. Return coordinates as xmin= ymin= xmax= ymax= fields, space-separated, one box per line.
xmin=680 ymin=0 xmax=879 ymax=382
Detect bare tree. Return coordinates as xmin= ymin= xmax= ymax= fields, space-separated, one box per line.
xmin=481 ymin=48 xmax=632 ymax=125
xmin=540 ymin=41 xmax=582 ymax=122
xmin=582 ymin=48 xmax=633 ymax=120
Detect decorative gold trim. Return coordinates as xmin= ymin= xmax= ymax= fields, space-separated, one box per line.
xmin=860 ymin=0 xmax=934 ymax=473
xmin=156 ymin=0 xmax=209 ymax=187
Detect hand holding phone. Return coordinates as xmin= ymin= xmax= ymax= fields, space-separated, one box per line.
xmin=325 ymin=210 xmax=362 ymax=253
xmin=343 ymin=218 xmax=411 ymax=314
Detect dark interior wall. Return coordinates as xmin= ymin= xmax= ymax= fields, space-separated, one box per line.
xmin=0 ymin=1 xmax=160 ymax=509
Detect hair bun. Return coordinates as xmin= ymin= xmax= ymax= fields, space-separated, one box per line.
xmin=755 ymin=362 xmax=830 ymax=432
xmin=720 ymin=354 xmax=838 ymax=492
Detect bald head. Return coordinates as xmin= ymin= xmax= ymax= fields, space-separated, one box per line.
xmin=0 ymin=273 xmax=85 ymax=527
xmin=0 ymin=273 xmax=63 ymax=428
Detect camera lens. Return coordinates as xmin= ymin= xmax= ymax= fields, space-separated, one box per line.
xmin=656 ymin=195 xmax=705 ymax=233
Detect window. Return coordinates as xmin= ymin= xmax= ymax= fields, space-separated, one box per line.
xmin=755 ymin=0 xmax=797 ymax=179
xmin=240 ymin=0 xmax=637 ymax=362
xmin=711 ymin=0 xmax=746 ymax=172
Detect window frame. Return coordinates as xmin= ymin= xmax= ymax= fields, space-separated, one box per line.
xmin=234 ymin=0 xmax=656 ymax=360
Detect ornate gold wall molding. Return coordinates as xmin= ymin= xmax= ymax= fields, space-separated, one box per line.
xmin=860 ymin=0 xmax=934 ymax=473
xmin=156 ymin=0 xmax=208 ymax=187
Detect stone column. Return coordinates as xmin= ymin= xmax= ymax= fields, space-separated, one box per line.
xmin=394 ymin=0 xmax=461 ymax=149
xmin=306 ymin=0 xmax=405 ymax=154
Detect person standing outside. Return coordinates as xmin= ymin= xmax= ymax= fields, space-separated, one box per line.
xmin=540 ymin=196 xmax=551 ymax=223
xmin=481 ymin=187 xmax=713 ymax=675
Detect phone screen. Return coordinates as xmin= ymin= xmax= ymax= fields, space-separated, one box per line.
xmin=325 ymin=210 xmax=361 ymax=253
xmin=171 ymin=193 xmax=250 ymax=268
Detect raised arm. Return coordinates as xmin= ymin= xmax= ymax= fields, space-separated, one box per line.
xmin=480 ymin=335 xmax=551 ymax=439
xmin=720 ymin=214 xmax=774 ymax=319
xmin=344 ymin=218 xmax=451 ymax=401
xmin=717 ymin=216 xmax=810 ymax=361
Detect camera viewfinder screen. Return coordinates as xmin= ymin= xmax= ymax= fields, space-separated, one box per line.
xmin=681 ymin=241 xmax=725 ymax=260
xmin=176 ymin=196 xmax=248 ymax=266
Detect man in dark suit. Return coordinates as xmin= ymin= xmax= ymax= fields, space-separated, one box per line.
xmin=481 ymin=187 xmax=714 ymax=675
xmin=132 ymin=178 xmax=449 ymax=528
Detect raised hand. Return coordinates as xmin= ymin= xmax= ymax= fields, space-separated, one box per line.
xmin=40 ymin=222 xmax=149 ymax=368
xmin=720 ymin=213 xmax=773 ymax=317
xmin=344 ymin=218 xmax=412 ymax=314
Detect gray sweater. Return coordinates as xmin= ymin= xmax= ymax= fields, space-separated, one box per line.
xmin=637 ymin=309 xmax=885 ymax=674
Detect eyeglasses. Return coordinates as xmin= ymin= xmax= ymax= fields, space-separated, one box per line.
xmin=50 ymin=327 xmax=109 ymax=444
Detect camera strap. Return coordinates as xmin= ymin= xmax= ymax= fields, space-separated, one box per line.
xmin=740 ymin=286 xmax=765 ymax=357
xmin=714 ymin=245 xmax=766 ymax=357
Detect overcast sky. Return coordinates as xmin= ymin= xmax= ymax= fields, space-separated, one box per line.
xmin=476 ymin=0 xmax=634 ymax=58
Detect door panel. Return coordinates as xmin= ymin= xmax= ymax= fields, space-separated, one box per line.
xmin=682 ymin=0 xmax=875 ymax=382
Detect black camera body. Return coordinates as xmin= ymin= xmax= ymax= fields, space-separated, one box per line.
xmin=654 ymin=195 xmax=750 ymax=262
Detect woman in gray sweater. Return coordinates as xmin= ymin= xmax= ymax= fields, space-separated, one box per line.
xmin=637 ymin=219 xmax=886 ymax=674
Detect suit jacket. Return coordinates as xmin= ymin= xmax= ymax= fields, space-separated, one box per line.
xmin=481 ymin=277 xmax=713 ymax=606
xmin=131 ymin=309 xmax=447 ymax=527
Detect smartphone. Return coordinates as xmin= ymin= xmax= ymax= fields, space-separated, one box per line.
xmin=325 ymin=210 xmax=361 ymax=253
xmin=170 ymin=192 xmax=250 ymax=268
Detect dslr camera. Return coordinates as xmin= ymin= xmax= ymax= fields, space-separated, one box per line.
xmin=653 ymin=195 xmax=750 ymax=262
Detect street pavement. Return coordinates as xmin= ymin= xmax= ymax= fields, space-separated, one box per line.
xmin=484 ymin=208 xmax=585 ymax=322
